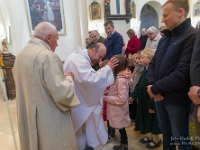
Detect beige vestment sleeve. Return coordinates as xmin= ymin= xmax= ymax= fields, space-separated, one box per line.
xmin=43 ymin=54 xmax=80 ymax=112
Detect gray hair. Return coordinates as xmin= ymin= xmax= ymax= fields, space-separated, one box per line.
xmin=91 ymin=30 xmax=100 ymax=35
xmin=34 ymin=22 xmax=57 ymax=40
xmin=147 ymin=26 xmax=158 ymax=34
xmin=104 ymin=20 xmax=114 ymax=28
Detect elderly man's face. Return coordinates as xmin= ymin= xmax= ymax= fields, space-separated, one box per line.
xmin=162 ymin=2 xmax=181 ymax=31
xmin=86 ymin=39 xmax=91 ymax=45
xmin=91 ymin=32 xmax=100 ymax=42
xmin=141 ymin=29 xmax=146 ymax=36
xmin=147 ymin=32 xmax=157 ymax=40
xmin=48 ymin=32 xmax=59 ymax=52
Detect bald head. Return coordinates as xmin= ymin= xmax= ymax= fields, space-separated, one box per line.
xmin=34 ymin=22 xmax=57 ymax=41
xmin=34 ymin=22 xmax=59 ymax=52
xmin=96 ymin=42 xmax=106 ymax=53
xmin=141 ymin=28 xmax=147 ymax=36
xmin=88 ymin=42 xmax=106 ymax=66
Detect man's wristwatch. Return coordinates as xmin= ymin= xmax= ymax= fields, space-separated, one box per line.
xmin=198 ymin=88 xmax=200 ymax=98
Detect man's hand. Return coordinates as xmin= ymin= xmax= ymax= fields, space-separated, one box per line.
xmin=188 ymin=86 xmax=200 ymax=105
xmin=147 ymin=85 xmax=164 ymax=101
xmin=107 ymin=57 xmax=119 ymax=70
xmin=64 ymin=72 xmax=74 ymax=80
xmin=99 ymin=60 xmax=103 ymax=68
xmin=153 ymin=94 xmax=164 ymax=101
xmin=147 ymin=85 xmax=154 ymax=98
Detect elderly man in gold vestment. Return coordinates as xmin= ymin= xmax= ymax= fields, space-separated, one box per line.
xmin=14 ymin=22 xmax=80 ymax=150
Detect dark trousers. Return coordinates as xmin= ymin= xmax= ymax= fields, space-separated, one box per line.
xmin=107 ymin=121 xmax=115 ymax=138
xmin=155 ymin=102 xmax=192 ymax=150
xmin=118 ymin=128 xmax=128 ymax=144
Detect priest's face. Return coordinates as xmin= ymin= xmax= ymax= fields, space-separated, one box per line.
xmin=90 ymin=48 xmax=106 ymax=66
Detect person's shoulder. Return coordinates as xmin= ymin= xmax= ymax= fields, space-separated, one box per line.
xmin=114 ymin=31 xmax=123 ymax=37
xmin=185 ymin=26 xmax=197 ymax=35
xmin=40 ymin=50 xmax=61 ymax=64
xmin=113 ymin=32 xmax=123 ymax=41
xmin=132 ymin=35 xmax=139 ymax=40
xmin=116 ymin=76 xmax=130 ymax=87
xmin=67 ymin=51 xmax=89 ymax=66
xmin=39 ymin=48 xmax=55 ymax=57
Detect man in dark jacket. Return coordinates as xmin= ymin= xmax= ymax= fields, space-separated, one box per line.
xmin=147 ymin=0 xmax=196 ymax=150
xmin=188 ymin=29 xmax=200 ymax=150
xmin=139 ymin=28 xmax=148 ymax=50
xmin=103 ymin=20 xmax=123 ymax=60
xmin=90 ymin=30 xmax=105 ymax=44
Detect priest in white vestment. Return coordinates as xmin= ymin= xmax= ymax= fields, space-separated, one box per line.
xmin=63 ymin=43 xmax=118 ymax=150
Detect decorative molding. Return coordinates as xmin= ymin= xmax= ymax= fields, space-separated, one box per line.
xmin=104 ymin=0 xmax=132 ymax=23
xmin=105 ymin=14 xmax=132 ymax=23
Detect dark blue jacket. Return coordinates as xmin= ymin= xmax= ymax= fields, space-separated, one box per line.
xmin=147 ymin=18 xmax=197 ymax=106
xmin=191 ymin=29 xmax=200 ymax=86
xmin=103 ymin=31 xmax=123 ymax=60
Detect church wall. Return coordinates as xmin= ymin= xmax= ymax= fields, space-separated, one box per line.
xmin=0 ymin=0 xmax=199 ymax=60
xmin=0 ymin=0 xmax=86 ymax=61
xmin=86 ymin=0 xmax=166 ymax=45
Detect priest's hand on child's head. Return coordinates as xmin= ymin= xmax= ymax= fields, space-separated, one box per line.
xmin=107 ymin=57 xmax=119 ymax=70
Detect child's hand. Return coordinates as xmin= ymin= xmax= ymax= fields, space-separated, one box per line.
xmin=128 ymin=97 xmax=134 ymax=104
xmin=99 ymin=60 xmax=103 ymax=68
xmin=123 ymin=46 xmax=126 ymax=51
xmin=148 ymin=109 xmax=155 ymax=114
xmin=104 ymin=90 xmax=109 ymax=96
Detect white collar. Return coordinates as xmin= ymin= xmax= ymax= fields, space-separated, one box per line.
xmin=75 ymin=46 xmax=91 ymax=63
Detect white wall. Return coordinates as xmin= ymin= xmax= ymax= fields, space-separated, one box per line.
xmin=85 ymin=0 xmax=167 ymax=45
xmin=1 ymin=0 xmax=198 ymax=60
xmin=0 ymin=0 xmax=87 ymax=61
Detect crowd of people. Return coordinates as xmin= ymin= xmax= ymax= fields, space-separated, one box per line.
xmin=14 ymin=0 xmax=200 ymax=150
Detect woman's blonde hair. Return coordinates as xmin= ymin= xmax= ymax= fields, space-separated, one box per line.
xmin=141 ymin=48 xmax=155 ymax=58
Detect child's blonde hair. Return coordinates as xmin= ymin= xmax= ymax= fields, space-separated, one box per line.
xmin=128 ymin=54 xmax=136 ymax=67
xmin=141 ymin=48 xmax=155 ymax=58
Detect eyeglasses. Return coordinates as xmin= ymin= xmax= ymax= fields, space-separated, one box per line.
xmin=147 ymin=33 xmax=154 ymax=35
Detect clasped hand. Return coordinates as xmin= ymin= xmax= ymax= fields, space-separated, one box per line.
xmin=147 ymin=85 xmax=164 ymax=101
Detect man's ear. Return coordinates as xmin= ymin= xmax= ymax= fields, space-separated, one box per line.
xmin=46 ymin=34 xmax=51 ymax=43
xmin=178 ymin=8 xmax=184 ymax=17
xmin=91 ymin=48 xmax=95 ymax=54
